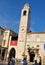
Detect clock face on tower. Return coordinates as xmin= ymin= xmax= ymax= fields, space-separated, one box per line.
xmin=20 ymin=26 xmax=25 ymax=33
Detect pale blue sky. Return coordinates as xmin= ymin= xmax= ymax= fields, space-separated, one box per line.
xmin=0 ymin=0 xmax=45 ymax=33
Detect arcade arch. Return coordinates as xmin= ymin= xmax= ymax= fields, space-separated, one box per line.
xmin=9 ymin=48 xmax=16 ymax=59
xmin=27 ymin=46 xmax=39 ymax=62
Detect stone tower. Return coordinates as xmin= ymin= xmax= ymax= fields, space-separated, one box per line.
xmin=16 ymin=4 xmax=30 ymax=59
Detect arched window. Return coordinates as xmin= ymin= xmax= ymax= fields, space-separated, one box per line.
xmin=23 ymin=10 xmax=27 ymax=16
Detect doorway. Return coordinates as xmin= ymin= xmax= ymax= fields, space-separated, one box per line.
xmin=1 ymin=48 xmax=6 ymax=60
xmin=9 ymin=48 xmax=16 ymax=59
xmin=0 ymin=47 xmax=1 ymax=59
xmin=28 ymin=47 xmax=39 ymax=62
xmin=30 ymin=50 xmax=35 ymax=62
xmin=28 ymin=47 xmax=35 ymax=62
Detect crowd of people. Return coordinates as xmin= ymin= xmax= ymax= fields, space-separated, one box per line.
xmin=7 ymin=55 xmax=27 ymax=65
xmin=7 ymin=55 xmax=42 ymax=65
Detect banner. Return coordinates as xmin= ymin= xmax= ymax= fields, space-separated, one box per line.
xmin=10 ymin=40 xmax=17 ymax=46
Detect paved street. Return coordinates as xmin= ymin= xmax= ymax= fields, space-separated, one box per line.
xmin=0 ymin=60 xmax=7 ymax=65
xmin=0 ymin=63 xmax=33 ymax=65
xmin=0 ymin=63 xmax=31 ymax=65
xmin=0 ymin=60 xmax=33 ymax=65
xmin=0 ymin=64 xmax=7 ymax=65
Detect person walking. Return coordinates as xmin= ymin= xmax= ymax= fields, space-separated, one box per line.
xmin=8 ymin=57 xmax=15 ymax=65
xmin=34 ymin=60 xmax=38 ymax=65
xmin=23 ymin=55 xmax=27 ymax=65
xmin=39 ymin=57 xmax=41 ymax=65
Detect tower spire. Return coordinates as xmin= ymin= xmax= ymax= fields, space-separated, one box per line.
xmin=16 ymin=3 xmax=31 ymax=59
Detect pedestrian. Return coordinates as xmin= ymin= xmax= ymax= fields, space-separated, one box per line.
xmin=23 ymin=55 xmax=27 ymax=65
xmin=8 ymin=57 xmax=12 ymax=65
xmin=8 ymin=56 xmax=15 ymax=65
xmin=39 ymin=57 xmax=41 ymax=65
xmin=34 ymin=60 xmax=38 ymax=65
xmin=11 ymin=57 xmax=15 ymax=65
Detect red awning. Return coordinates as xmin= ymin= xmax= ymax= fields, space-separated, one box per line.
xmin=10 ymin=40 xmax=17 ymax=46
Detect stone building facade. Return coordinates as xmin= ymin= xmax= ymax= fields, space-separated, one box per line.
xmin=15 ymin=4 xmax=45 ymax=65
xmin=0 ymin=3 xmax=45 ymax=65
xmin=0 ymin=27 xmax=18 ymax=61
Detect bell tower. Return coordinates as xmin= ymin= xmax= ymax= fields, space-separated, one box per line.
xmin=16 ymin=4 xmax=30 ymax=59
